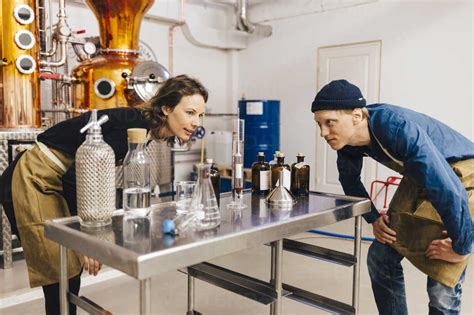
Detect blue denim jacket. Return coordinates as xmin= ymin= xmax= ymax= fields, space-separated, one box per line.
xmin=337 ymin=104 xmax=474 ymax=255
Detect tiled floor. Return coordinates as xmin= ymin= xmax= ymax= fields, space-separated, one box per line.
xmin=1 ymin=220 xmax=473 ymax=314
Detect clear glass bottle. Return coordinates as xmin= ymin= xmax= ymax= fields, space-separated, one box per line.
xmin=191 ymin=163 xmax=221 ymax=231
xmin=206 ymin=158 xmax=221 ymax=207
xmin=291 ymin=153 xmax=310 ymax=196
xmin=251 ymin=152 xmax=270 ymax=195
xmin=123 ymin=128 xmax=151 ymax=219
xmin=76 ymin=110 xmax=116 ymax=228
xmin=271 ymin=152 xmax=291 ymax=190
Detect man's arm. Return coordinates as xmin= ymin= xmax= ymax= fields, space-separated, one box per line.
xmin=337 ymin=149 xmax=379 ymax=223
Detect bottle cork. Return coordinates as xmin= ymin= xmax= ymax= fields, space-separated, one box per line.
xmin=127 ymin=128 xmax=147 ymax=143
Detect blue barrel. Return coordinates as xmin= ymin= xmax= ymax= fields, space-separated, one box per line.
xmin=239 ymin=100 xmax=280 ymax=168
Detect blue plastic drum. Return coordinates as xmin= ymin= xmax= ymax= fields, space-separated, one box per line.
xmin=239 ymin=100 xmax=280 ymax=168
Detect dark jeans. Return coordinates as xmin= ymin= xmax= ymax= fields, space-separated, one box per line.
xmin=42 ymin=272 xmax=81 ymax=315
xmin=367 ymin=240 xmax=465 ymax=315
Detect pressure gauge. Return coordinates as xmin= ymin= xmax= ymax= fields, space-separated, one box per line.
xmin=138 ymin=40 xmax=157 ymax=62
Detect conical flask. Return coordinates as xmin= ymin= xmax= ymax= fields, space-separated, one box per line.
xmin=190 ymin=163 xmax=221 ymax=231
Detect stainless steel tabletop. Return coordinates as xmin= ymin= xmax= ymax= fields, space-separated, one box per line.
xmin=45 ymin=191 xmax=370 ymax=280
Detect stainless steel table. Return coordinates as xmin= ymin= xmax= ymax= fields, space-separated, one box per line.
xmin=45 ymin=191 xmax=370 ymax=315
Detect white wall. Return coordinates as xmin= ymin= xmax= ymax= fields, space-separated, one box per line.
xmin=239 ymin=0 xmax=473 ymax=188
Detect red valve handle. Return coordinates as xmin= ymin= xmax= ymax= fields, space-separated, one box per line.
xmin=39 ymin=73 xmax=62 ymax=80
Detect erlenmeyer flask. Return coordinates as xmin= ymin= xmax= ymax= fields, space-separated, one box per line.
xmin=190 ymin=163 xmax=221 ymax=231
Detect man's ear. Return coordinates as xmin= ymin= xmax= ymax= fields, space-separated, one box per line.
xmin=352 ymin=108 xmax=363 ymax=124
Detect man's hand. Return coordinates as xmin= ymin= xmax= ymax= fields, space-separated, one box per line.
xmin=82 ymin=256 xmax=103 ymax=276
xmin=372 ymin=214 xmax=397 ymax=244
xmin=425 ymin=234 xmax=469 ymax=263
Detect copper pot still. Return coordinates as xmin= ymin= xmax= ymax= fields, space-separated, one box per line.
xmin=72 ymin=0 xmax=167 ymax=111
xmin=0 ymin=0 xmax=41 ymax=128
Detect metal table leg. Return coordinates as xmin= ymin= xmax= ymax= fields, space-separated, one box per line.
xmin=270 ymin=239 xmax=283 ymax=315
xmin=59 ymin=245 xmax=69 ymax=315
xmin=187 ymin=275 xmax=195 ymax=315
xmin=140 ymin=278 xmax=151 ymax=315
xmin=352 ymin=215 xmax=362 ymax=314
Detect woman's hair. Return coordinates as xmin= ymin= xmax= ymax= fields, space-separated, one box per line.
xmin=140 ymin=74 xmax=208 ymax=140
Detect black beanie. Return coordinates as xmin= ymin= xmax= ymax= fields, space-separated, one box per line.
xmin=311 ymin=79 xmax=366 ymax=112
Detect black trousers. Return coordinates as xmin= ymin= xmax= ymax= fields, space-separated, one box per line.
xmin=42 ymin=272 xmax=81 ymax=315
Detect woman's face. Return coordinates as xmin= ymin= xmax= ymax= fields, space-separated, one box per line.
xmin=162 ymin=94 xmax=206 ymax=141
xmin=314 ymin=110 xmax=356 ymax=150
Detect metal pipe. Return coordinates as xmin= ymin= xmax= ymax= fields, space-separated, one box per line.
xmin=237 ymin=0 xmax=254 ymax=33
xmin=40 ymin=0 xmax=70 ymax=67
xmin=352 ymin=215 xmax=362 ymax=313
xmin=236 ymin=0 xmax=271 ymax=36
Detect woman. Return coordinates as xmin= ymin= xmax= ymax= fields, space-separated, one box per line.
xmin=311 ymin=79 xmax=473 ymax=314
xmin=0 ymin=74 xmax=207 ymax=314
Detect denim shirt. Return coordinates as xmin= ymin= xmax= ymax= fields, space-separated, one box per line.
xmin=337 ymin=104 xmax=474 ymax=255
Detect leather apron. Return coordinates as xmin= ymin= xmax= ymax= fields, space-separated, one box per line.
xmin=386 ymin=158 xmax=473 ymax=288
xmin=12 ymin=144 xmax=82 ymax=287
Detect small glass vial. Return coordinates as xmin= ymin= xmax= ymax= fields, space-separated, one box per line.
xmin=206 ymin=158 xmax=221 ymax=207
xmin=123 ymin=128 xmax=151 ymax=219
xmin=251 ymin=152 xmax=270 ymax=195
xmin=291 ymin=153 xmax=310 ymax=196
xmin=271 ymin=152 xmax=291 ymax=190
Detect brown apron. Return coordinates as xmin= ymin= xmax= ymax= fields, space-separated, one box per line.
xmin=388 ymin=158 xmax=473 ymax=288
xmin=12 ymin=144 xmax=82 ymax=287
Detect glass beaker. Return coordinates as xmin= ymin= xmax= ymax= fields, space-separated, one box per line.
xmin=175 ymin=181 xmax=196 ymax=215
xmin=190 ymin=163 xmax=221 ymax=231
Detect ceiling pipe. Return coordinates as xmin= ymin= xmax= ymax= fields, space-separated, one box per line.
xmin=236 ymin=0 xmax=271 ymax=37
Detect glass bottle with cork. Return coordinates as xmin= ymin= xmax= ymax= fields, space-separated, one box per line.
xmin=251 ymin=152 xmax=270 ymax=195
xmin=291 ymin=152 xmax=310 ymax=196
xmin=270 ymin=152 xmax=291 ymax=190
xmin=123 ymin=128 xmax=151 ymax=219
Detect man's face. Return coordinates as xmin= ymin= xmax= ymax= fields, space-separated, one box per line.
xmin=163 ymin=94 xmax=205 ymax=142
xmin=314 ymin=110 xmax=356 ymax=150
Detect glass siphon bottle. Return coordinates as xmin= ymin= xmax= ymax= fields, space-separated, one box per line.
xmin=270 ymin=152 xmax=291 ymax=190
xmin=206 ymin=158 xmax=221 ymax=206
xmin=290 ymin=153 xmax=310 ymax=196
xmin=123 ymin=128 xmax=151 ymax=219
xmin=251 ymin=152 xmax=270 ymax=195
xmin=76 ymin=110 xmax=115 ymax=228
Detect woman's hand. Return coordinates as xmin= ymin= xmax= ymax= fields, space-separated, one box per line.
xmin=372 ymin=214 xmax=397 ymax=244
xmin=82 ymin=256 xmax=103 ymax=276
xmin=425 ymin=235 xmax=469 ymax=263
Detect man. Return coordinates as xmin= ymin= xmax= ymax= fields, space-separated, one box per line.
xmin=311 ymin=79 xmax=473 ymax=314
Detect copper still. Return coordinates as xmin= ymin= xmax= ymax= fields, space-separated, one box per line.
xmin=0 ymin=0 xmax=41 ymax=128
xmin=72 ymin=0 xmax=168 ymax=110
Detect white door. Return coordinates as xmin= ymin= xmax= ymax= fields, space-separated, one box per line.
xmin=315 ymin=41 xmax=381 ymax=194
